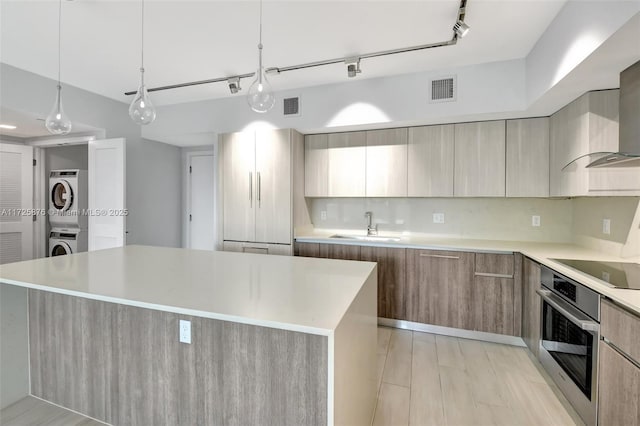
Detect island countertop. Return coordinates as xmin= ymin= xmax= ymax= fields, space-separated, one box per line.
xmin=0 ymin=245 xmax=377 ymax=336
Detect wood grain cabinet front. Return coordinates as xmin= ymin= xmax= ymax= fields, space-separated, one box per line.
xmin=598 ymin=341 xmax=640 ymax=426
xmin=406 ymin=249 xmax=474 ymax=330
xmin=521 ymin=258 xmax=541 ymax=356
xmin=360 ymin=246 xmax=407 ymax=320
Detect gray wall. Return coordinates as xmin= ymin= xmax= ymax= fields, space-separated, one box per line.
xmin=0 ymin=285 xmax=29 ymax=409
xmin=1 ymin=63 xmax=182 ymax=248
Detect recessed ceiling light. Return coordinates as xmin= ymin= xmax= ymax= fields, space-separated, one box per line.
xmin=0 ymin=124 xmax=17 ymax=130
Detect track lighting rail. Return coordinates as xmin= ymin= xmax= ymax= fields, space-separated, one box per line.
xmin=124 ymin=0 xmax=468 ymax=96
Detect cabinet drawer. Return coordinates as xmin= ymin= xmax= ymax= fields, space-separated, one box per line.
xmin=598 ymin=341 xmax=640 ymax=426
xmin=601 ymin=299 xmax=640 ymax=363
xmin=475 ymin=253 xmax=514 ymax=278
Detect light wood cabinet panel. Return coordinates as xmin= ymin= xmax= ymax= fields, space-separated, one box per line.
xmin=454 ymin=121 xmax=506 ymax=197
xmin=406 ymin=249 xmax=474 ymax=330
xmin=360 ymin=246 xmax=407 ymax=320
xmin=472 ymin=276 xmax=515 ymax=335
xmin=365 ymin=128 xmax=408 ymax=197
xmin=304 ymin=134 xmax=328 ymax=197
xmin=598 ymin=342 xmax=640 ymax=426
xmin=522 ymin=258 xmax=541 ymax=357
xmin=506 ymin=118 xmax=550 ymax=197
xmin=475 ymin=253 xmax=514 ymax=277
xmin=328 ymin=132 xmax=366 ymax=197
xmin=223 ymin=241 xmax=291 ymax=256
xmin=255 ymin=129 xmax=292 ymax=245
xmin=325 ymin=243 xmax=360 ymax=261
xmin=222 ymin=132 xmax=256 ymax=242
xmin=601 ymin=299 xmax=640 ymax=364
xmin=407 ymin=125 xmax=454 ymax=197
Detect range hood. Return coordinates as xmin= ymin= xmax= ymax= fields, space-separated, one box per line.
xmin=586 ymin=60 xmax=640 ymax=168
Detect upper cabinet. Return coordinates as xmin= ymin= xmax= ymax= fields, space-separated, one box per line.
xmin=366 ymin=128 xmax=408 ymax=197
xmin=304 ymin=134 xmax=328 ymax=197
xmin=454 ymin=120 xmax=506 ymax=197
xmin=550 ymin=90 xmax=640 ymax=197
xmin=221 ymin=129 xmax=304 ymax=246
xmin=328 ymin=132 xmax=366 ymax=197
xmin=407 ymin=125 xmax=454 ymax=197
xmin=506 ymin=118 xmax=550 ymax=197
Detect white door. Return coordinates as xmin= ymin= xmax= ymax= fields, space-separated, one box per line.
xmin=0 ymin=143 xmax=33 ymax=264
xmin=188 ymin=154 xmax=215 ymax=250
xmin=88 ymin=138 xmax=126 ymax=251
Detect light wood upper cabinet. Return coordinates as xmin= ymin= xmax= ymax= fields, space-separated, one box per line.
xmin=222 ymin=132 xmax=256 ymax=242
xmin=365 ymin=128 xmax=408 ymax=197
xmin=407 ymin=125 xmax=454 ymax=197
xmin=255 ymin=129 xmax=292 ymax=245
xmin=454 ymin=121 xmax=506 ymax=197
xmin=506 ymin=118 xmax=550 ymax=197
xmin=304 ymin=134 xmax=328 ymax=197
xmin=328 ymin=132 xmax=366 ymax=197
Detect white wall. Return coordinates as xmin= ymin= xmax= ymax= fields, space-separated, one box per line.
xmin=308 ymin=198 xmax=574 ymax=243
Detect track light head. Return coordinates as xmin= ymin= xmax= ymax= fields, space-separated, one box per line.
xmin=345 ymin=57 xmax=361 ymax=78
xmin=453 ymin=20 xmax=470 ymax=38
xmin=227 ymin=77 xmax=241 ymax=94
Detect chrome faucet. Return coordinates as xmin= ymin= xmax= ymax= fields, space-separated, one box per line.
xmin=365 ymin=211 xmax=378 ymax=236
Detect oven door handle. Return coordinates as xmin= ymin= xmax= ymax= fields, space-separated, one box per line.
xmin=536 ymin=289 xmax=600 ymax=332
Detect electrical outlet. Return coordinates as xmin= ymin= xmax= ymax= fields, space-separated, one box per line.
xmin=532 ymin=215 xmax=541 ymax=227
xmin=320 ymin=211 xmax=327 ymax=221
xmin=602 ymin=219 xmax=611 ymax=235
xmin=179 ymin=320 xmax=191 ymax=344
xmin=433 ymin=213 xmax=445 ymax=224
xmin=601 ymin=271 xmax=610 ymax=283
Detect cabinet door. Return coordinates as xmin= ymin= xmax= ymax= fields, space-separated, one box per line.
xmin=522 ymin=258 xmax=541 ymax=356
xmin=549 ymin=95 xmax=589 ymax=197
xmin=407 ymin=125 xmax=454 ymax=197
xmin=454 ymin=121 xmax=506 ymax=197
xmin=598 ymin=342 xmax=640 ymax=426
xmin=472 ymin=276 xmax=515 ymax=335
xmin=506 ymin=118 xmax=550 ymax=197
xmin=304 ymin=134 xmax=328 ymax=197
xmin=365 ymin=128 xmax=408 ymax=197
xmin=222 ymin=132 xmax=256 ymax=242
xmin=406 ymin=249 xmax=474 ymax=329
xmin=294 ymin=242 xmax=322 ymax=257
xmin=325 ymin=243 xmax=360 ymax=260
xmin=255 ymin=129 xmax=291 ymax=244
xmin=327 ymin=132 xmax=366 ymax=197
xmin=361 ymin=246 xmax=407 ymax=320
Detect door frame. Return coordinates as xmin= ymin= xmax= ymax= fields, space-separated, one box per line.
xmin=184 ymin=150 xmax=215 ymax=249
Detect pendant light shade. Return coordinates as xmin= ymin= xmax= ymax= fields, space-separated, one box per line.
xmin=129 ymin=0 xmax=156 ymax=125
xmin=247 ymin=0 xmax=275 ymax=113
xmin=46 ymin=0 xmax=72 ymax=135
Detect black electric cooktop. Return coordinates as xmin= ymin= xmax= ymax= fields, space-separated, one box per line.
xmin=552 ymin=259 xmax=640 ymax=290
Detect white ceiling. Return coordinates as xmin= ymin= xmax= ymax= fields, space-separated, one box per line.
xmin=0 ymin=107 xmax=98 ymax=139
xmin=0 ymin=0 xmax=566 ymax=106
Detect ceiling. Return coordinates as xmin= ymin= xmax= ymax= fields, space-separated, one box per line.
xmin=0 ymin=107 xmax=98 ymax=139
xmin=0 ymin=0 xmax=566 ymax=106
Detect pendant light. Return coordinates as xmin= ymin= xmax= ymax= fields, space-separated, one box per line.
xmin=129 ymin=0 xmax=156 ymax=125
xmin=247 ymin=0 xmax=275 ymax=113
xmin=45 ymin=0 xmax=72 ymax=135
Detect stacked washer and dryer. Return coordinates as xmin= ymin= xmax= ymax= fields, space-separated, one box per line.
xmin=49 ymin=170 xmax=88 ymax=256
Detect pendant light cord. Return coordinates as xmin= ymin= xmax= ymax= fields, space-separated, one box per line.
xmin=141 ymin=0 xmax=145 ymax=71
xmin=257 ymin=0 xmax=263 ymax=83
xmin=259 ymin=0 xmax=263 ymax=47
xmin=57 ymin=0 xmax=62 ymax=86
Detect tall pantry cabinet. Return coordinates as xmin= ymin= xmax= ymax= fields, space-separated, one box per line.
xmin=219 ymin=128 xmax=308 ymax=255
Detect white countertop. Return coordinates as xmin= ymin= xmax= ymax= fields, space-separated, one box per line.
xmin=296 ymin=230 xmax=640 ymax=316
xmin=0 ymin=245 xmax=377 ymax=336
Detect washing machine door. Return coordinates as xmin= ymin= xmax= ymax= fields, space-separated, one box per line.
xmin=51 ymin=180 xmax=73 ymax=212
xmin=50 ymin=241 xmax=73 ymax=257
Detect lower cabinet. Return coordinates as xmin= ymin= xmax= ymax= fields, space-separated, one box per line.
xmin=598 ymin=341 xmax=640 ymax=426
xmin=406 ymin=249 xmax=474 ymax=330
xmin=360 ymin=246 xmax=407 ymax=320
xmin=222 ymin=241 xmax=292 ymax=255
xmin=521 ymin=258 xmax=541 ymax=356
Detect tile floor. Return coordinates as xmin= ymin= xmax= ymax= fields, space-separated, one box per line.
xmin=372 ymin=326 xmax=586 ymax=426
xmin=0 ymin=396 xmax=103 ymax=426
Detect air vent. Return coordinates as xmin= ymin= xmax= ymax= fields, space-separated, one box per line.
xmin=429 ymin=76 xmax=456 ymax=103
xmin=283 ymin=96 xmax=301 ymax=116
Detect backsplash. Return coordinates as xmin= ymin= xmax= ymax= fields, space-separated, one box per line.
xmin=572 ymin=197 xmax=640 ymax=258
xmin=309 ymin=198 xmax=574 ymax=243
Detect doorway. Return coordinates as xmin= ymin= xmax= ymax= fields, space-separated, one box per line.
xmin=187 ymin=152 xmax=215 ymax=250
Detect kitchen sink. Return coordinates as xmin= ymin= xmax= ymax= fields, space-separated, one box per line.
xmin=329 ymin=234 xmax=401 ymax=242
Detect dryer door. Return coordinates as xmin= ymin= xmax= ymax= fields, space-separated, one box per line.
xmin=51 ymin=180 xmax=73 ymax=212
xmin=50 ymin=241 xmax=72 ymax=257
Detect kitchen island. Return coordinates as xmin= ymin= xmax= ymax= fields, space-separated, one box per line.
xmin=0 ymin=245 xmax=377 ymax=426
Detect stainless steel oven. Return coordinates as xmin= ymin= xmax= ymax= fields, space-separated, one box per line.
xmin=537 ymin=266 xmax=600 ymax=426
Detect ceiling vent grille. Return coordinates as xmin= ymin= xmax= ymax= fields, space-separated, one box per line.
xmin=429 ymin=76 xmax=456 ymax=103
xmin=283 ymin=96 xmax=301 ymax=116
